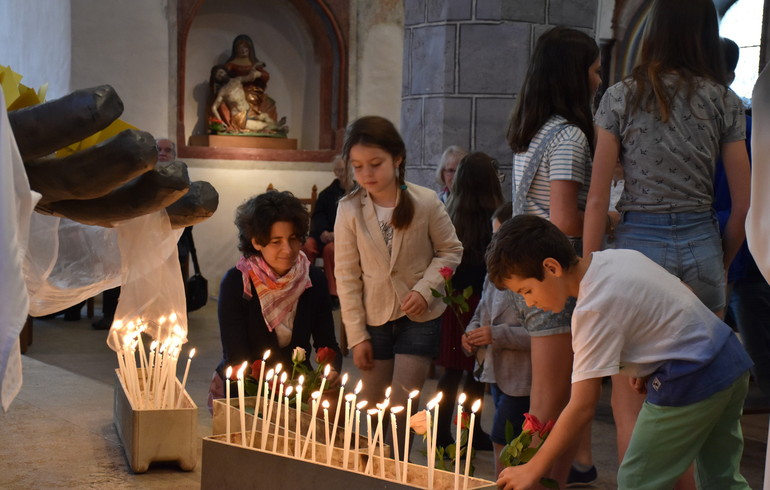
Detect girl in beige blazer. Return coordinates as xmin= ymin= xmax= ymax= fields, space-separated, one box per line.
xmin=334 ymin=116 xmax=462 ymax=455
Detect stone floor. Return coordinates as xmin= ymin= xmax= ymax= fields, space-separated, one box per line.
xmin=1 ymin=298 xmax=767 ymax=489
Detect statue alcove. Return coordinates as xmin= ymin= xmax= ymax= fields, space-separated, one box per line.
xmin=176 ymin=0 xmax=348 ymax=162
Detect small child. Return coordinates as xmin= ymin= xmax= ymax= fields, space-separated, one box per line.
xmin=489 ymin=215 xmax=752 ymax=490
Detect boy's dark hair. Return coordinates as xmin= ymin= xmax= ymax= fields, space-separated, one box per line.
xmin=235 ymin=191 xmax=309 ymax=258
xmin=486 ymin=214 xmax=577 ymax=286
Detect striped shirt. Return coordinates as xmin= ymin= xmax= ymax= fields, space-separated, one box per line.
xmin=512 ymin=115 xmax=592 ymax=220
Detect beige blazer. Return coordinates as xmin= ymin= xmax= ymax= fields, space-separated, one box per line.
xmin=334 ymin=182 xmax=463 ymax=349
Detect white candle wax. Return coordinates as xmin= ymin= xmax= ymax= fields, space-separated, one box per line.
xmin=329 ymin=373 xmax=348 ymax=460
xmin=301 ymin=391 xmax=322 ymax=460
xmin=426 ymin=407 xmax=434 ymax=489
xmin=283 ymin=386 xmax=293 ymax=456
xmin=262 ymin=369 xmax=280 ymax=450
xmin=272 ymin=372 xmax=287 ymax=453
xmin=318 ymin=363 xmax=331 ymax=395
xmin=463 ymin=399 xmax=481 ymax=490
xmin=249 ymin=350 xmax=271 ymax=447
xmin=455 ymin=392 xmax=467 ymax=490
xmin=354 ymin=400 xmax=367 ymax=473
xmin=376 ymin=401 xmax=388 ymax=477
xmin=176 ymin=347 xmax=195 ymax=408
xmin=402 ymin=389 xmax=419 ymax=483
xmin=260 ymin=370 xmax=274 ymax=448
xmin=390 ymin=406 xmax=403 ymax=482
xmin=342 ymin=395 xmax=353 ymax=470
xmin=294 ymin=384 xmax=303 ymax=457
xmin=237 ymin=362 xmax=248 ymax=446
xmin=225 ymin=365 xmax=233 ymax=443
xmin=323 ymin=400 xmax=331 ymax=464
xmin=365 ymin=408 xmax=377 ymax=475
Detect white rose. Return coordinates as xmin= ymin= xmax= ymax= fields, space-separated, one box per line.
xmin=291 ymin=346 xmax=306 ymax=364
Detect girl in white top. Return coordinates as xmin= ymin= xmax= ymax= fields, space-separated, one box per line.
xmin=334 ymin=115 xmax=463 ymax=453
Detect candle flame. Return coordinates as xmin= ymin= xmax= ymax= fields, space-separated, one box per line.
xmin=471 ymin=399 xmax=481 ymax=412
xmin=226 ymin=365 xmax=233 ymax=378
xmin=263 ymin=349 xmax=271 ymax=360
xmin=434 ymin=392 xmax=443 ymax=404
xmin=298 ymin=375 xmax=305 ymax=386
xmin=391 ymin=405 xmax=404 ymax=414
xmin=266 ymin=369 xmax=275 ymax=381
xmin=385 ymin=386 xmax=391 ymax=398
xmin=322 ymin=400 xmax=330 ymax=409
xmin=150 ymin=340 xmax=158 ymax=351
xmin=367 ymin=408 xmax=379 ymax=415
xmin=427 ymin=400 xmax=436 ymax=410
xmin=354 ymin=380 xmax=363 ymax=394
xmin=357 ymin=400 xmax=368 ymax=410
xmin=377 ymin=399 xmax=390 ymax=410
xmin=158 ymin=315 xmax=167 ymax=324
xmin=237 ymin=362 xmax=247 ymax=379
xmin=323 ymin=364 xmax=331 ymax=376
xmin=345 ymin=393 xmax=356 ymax=402
xmin=311 ymin=391 xmax=322 ymax=400
xmin=285 ymin=386 xmax=294 ymax=397
xmin=280 ymin=371 xmax=288 ymax=383
xmin=189 ymin=348 xmax=196 ymax=358
xmin=275 ymin=362 xmax=283 ymax=374
xmin=341 ymin=373 xmax=349 ymax=385
xmin=169 ymin=312 xmax=178 ymax=323
xmin=408 ymin=389 xmax=419 ymax=399
xmin=458 ymin=393 xmax=466 ymax=405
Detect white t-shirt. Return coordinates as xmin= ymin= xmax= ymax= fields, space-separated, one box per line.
xmin=571 ymin=249 xmax=731 ymax=383
xmin=373 ymin=202 xmax=394 ymax=255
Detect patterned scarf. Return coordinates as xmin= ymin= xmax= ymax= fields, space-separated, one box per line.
xmin=236 ymin=251 xmax=312 ymax=332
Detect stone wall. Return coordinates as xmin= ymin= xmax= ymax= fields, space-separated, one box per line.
xmin=401 ymin=0 xmax=598 ymax=198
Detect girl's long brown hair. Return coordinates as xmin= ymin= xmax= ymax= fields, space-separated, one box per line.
xmin=628 ymin=0 xmax=727 ymax=123
xmin=342 ymin=116 xmax=415 ymax=229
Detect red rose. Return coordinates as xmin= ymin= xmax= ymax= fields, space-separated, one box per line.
xmin=315 ymin=346 xmax=336 ymax=366
xmin=250 ymin=359 xmax=264 ymax=379
xmin=439 ymin=267 xmax=453 ymax=280
xmin=522 ymin=413 xmax=544 ymax=434
xmin=454 ymin=411 xmax=471 ymax=430
xmin=539 ymin=419 xmax=555 ymax=438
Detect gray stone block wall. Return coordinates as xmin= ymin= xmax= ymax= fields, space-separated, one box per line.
xmin=401 ymin=0 xmax=598 ymax=199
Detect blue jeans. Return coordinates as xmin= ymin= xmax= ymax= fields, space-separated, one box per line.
xmin=366 ymin=316 xmax=441 ymax=360
xmin=616 ymin=211 xmax=725 ymax=311
xmin=490 ymin=384 xmax=530 ymax=445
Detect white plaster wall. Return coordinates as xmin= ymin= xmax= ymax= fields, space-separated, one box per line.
xmin=187 ymin=162 xmax=335 ymax=293
xmin=185 ymin=0 xmax=320 ymax=149
xmin=0 ymin=0 xmax=71 ymax=100
xmin=69 ymin=0 xmax=171 ymax=138
xmin=358 ymin=23 xmax=403 ymax=126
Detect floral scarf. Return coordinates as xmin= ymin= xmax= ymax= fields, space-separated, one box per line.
xmin=236 ymin=252 xmax=311 ymax=332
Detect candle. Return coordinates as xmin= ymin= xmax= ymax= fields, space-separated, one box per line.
xmin=402 ymin=389 xmax=419 ymax=483
xmin=318 ymin=364 xmax=331 ymax=395
xmin=176 ymin=347 xmax=196 ymax=408
xmin=294 ymin=382 xmax=303 ymax=457
xmin=237 ymin=362 xmax=248 ymax=446
xmin=260 ymin=369 xmax=275 ymax=448
xmin=262 ymin=366 xmax=281 ymax=450
xmin=429 ymin=392 xmax=443 ymax=488
xmin=390 ymin=406 xmax=404 ymax=482
xmin=301 ymin=391 xmax=322 ymax=460
xmin=249 ymin=349 xmax=271 ymax=447
xmin=454 ymin=392 xmax=467 ymax=489
xmin=354 ymin=400 xmax=367 ymax=473
xmin=329 ymin=373 xmax=348 ymax=458
xmin=426 ymin=402 xmax=436 ymax=489
xmin=375 ymin=401 xmax=388 ymax=477
xmin=342 ymin=393 xmax=355 ymax=470
xmin=365 ymin=408 xmax=377 ymax=475
xmin=272 ymin=372 xmax=288 ymax=453
xmin=283 ymin=386 xmax=293 ymax=456
xmin=463 ymin=399 xmax=482 ymax=490
xmin=323 ymin=400 xmax=331 ymax=464
xmin=225 ymin=365 xmax=233 ymax=443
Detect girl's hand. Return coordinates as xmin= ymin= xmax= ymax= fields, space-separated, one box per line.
xmin=461 ymin=332 xmax=477 ymax=354
xmin=468 ymin=325 xmax=493 ymax=346
xmin=401 ymin=291 xmax=428 ymax=317
xmin=352 ymin=340 xmax=375 ymax=371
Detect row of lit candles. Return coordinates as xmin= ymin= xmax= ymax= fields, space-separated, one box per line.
xmin=224 ymin=350 xmax=482 ymax=489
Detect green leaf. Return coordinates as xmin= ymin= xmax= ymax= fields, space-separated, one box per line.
xmin=520 ymin=447 xmax=538 ymax=463
xmin=463 ymin=286 xmax=473 ymax=299
xmin=505 ymin=421 xmax=515 ymax=443
xmin=431 ymin=289 xmax=442 ymax=298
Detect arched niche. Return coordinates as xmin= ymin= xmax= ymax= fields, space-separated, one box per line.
xmin=176 ymin=0 xmax=348 ymax=161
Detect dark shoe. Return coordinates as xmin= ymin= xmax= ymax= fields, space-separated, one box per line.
xmin=470 ymin=429 xmax=493 ymax=451
xmin=567 ymin=465 xmax=598 ymax=487
xmin=92 ymin=317 xmax=112 ymax=330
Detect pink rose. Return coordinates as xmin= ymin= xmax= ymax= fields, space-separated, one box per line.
xmin=439 ymin=267 xmax=453 ymax=280
xmin=539 ymin=419 xmax=555 ymax=438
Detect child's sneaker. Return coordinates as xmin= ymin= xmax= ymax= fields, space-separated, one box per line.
xmin=566 ymin=465 xmax=597 ymax=487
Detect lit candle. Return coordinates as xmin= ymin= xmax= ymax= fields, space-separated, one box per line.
xmin=283 ymin=386 xmax=293 ymax=456
xmin=225 ymin=365 xmax=233 ymax=443
xmin=301 ymin=391 xmax=322 ymax=460
xmin=272 ymin=371 xmax=288 ymax=453
xmin=426 ymin=402 xmax=435 ymax=489
xmin=429 ymin=391 xmax=443 ymax=488
xmin=463 ymin=399 xmax=482 ymax=490
xmin=323 ymin=400 xmax=331 ymax=464
xmin=237 ymin=361 xmax=248 ymax=446
xmin=294 ymin=381 xmax=303 ymax=457
xmin=329 ymin=373 xmax=348 ymax=456
xmin=454 ymin=392 xmax=467 ymax=489
xmin=375 ymin=400 xmax=389 ymax=477
xmin=354 ymin=400 xmax=367 ymax=473
xmin=402 ymin=389 xmax=419 ymax=483
xmin=365 ymin=408 xmax=378 ymax=475
xmin=249 ymin=349 xmax=271 ymax=447
xmin=342 ymin=393 xmax=355 ymax=470
xmin=318 ymin=364 xmax=331 ymax=395
xmin=390 ymin=406 xmax=404 ymax=482
xmin=176 ymin=347 xmax=196 ymax=408
xmin=260 ymin=369 xmax=275 ymax=448
xmin=262 ymin=365 xmax=282 ymax=450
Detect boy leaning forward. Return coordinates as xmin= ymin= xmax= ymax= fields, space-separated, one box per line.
xmin=488 ymin=215 xmax=752 ymax=490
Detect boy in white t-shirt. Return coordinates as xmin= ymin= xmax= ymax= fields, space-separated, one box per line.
xmin=487 ymin=215 xmax=752 ymax=490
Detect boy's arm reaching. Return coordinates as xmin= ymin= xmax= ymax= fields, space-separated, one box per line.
xmin=497 ymin=377 xmax=603 ymax=490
